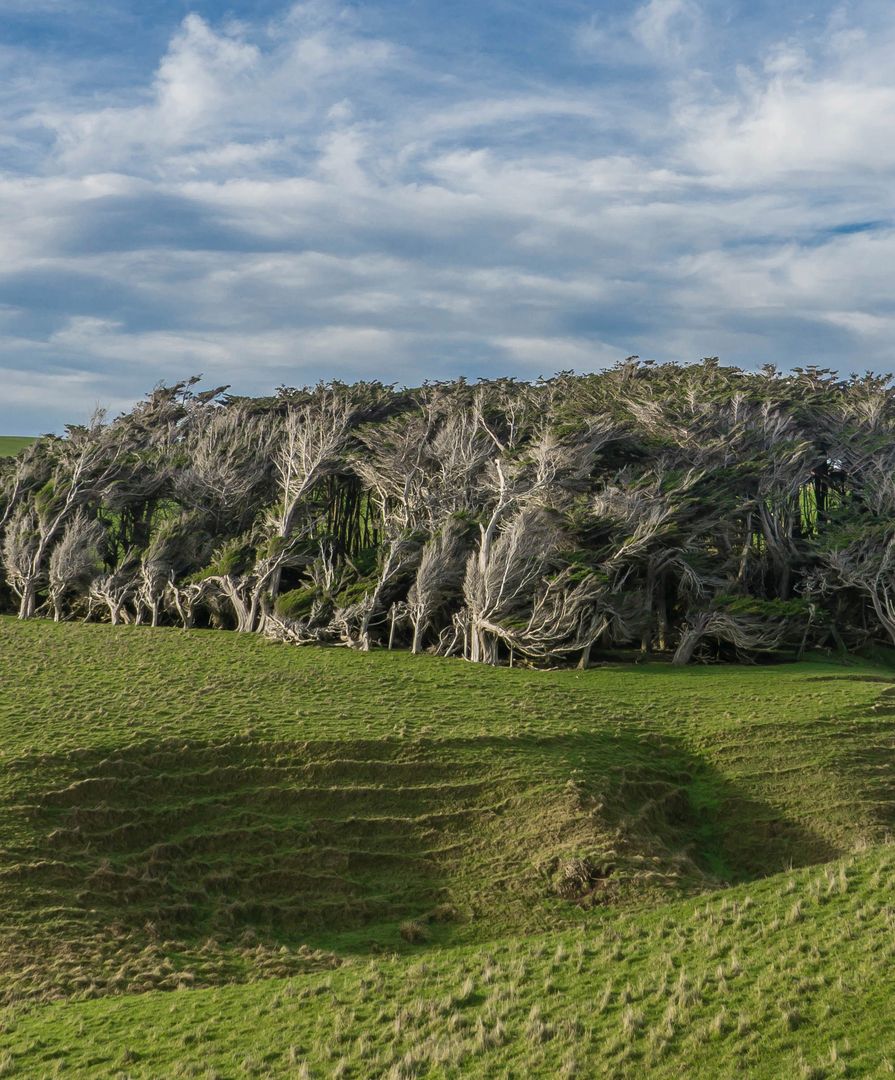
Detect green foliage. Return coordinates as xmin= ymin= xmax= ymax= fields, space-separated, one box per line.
xmin=333 ymin=578 xmax=374 ymax=606
xmin=274 ymin=586 xmax=317 ymax=619
xmin=349 ymin=545 xmax=380 ymax=578
xmin=816 ymin=514 xmax=895 ymax=552
xmin=192 ymin=537 xmax=254 ymax=581
xmin=714 ymin=595 xmax=812 ymax=620
xmin=32 ymin=477 xmax=59 ymax=517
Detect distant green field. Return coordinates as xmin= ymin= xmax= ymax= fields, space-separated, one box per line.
xmin=0 ymin=436 xmax=35 ymax=457
xmin=0 ymin=618 xmax=893 ymax=1076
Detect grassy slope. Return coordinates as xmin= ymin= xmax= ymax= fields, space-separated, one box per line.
xmin=6 ymin=847 xmax=895 ymax=1079
xmin=0 ymin=437 xmax=35 ymax=458
xmin=0 ymin=618 xmax=893 ymax=1076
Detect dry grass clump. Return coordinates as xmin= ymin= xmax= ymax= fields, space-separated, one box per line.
xmin=399 ymin=921 xmax=431 ymax=945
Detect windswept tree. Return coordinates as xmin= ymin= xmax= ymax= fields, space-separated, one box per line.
xmin=48 ymin=511 xmax=105 ymax=621
xmin=174 ymin=403 xmax=273 ymax=535
xmin=5 ymin=362 xmax=895 ymax=665
xmin=462 ymin=506 xmax=563 ymax=663
xmin=2 ymin=414 xmax=127 ymax=618
xmin=202 ymin=389 xmax=353 ymax=632
xmin=407 ymin=519 xmax=469 ymax=653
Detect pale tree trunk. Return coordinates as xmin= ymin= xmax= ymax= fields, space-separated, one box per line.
xmin=359 ymin=597 xmax=378 ymax=651
xmin=469 ymin=627 xmax=498 ymax=665
xmin=17 ymin=581 xmax=37 ymax=620
xmin=411 ymin=616 xmax=424 ymax=654
xmin=215 ymin=577 xmax=257 ymax=633
xmin=673 ymin=613 xmax=711 ymax=666
xmin=171 ymin=591 xmax=196 ymax=630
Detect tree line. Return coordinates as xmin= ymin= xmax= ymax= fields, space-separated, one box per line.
xmin=2 ymin=358 xmax=894 ymax=665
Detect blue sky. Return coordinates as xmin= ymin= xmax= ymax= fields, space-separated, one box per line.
xmin=1 ymin=0 xmax=894 ymax=432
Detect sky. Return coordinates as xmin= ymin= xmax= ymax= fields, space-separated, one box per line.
xmin=1 ymin=0 xmax=895 ymax=432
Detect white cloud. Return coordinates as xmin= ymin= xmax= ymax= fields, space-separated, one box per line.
xmin=153 ymin=14 xmax=260 ymax=138
xmin=495 ymin=335 xmax=626 ymax=373
xmin=677 ymin=14 xmax=895 ymax=182
xmin=576 ymin=0 xmax=702 ymax=65
xmin=631 ymin=0 xmax=702 ymax=61
xmin=3 ymin=1 xmax=895 ymax=431
xmin=37 ymin=10 xmax=397 ymax=175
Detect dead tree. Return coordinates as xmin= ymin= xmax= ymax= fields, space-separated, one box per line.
xmin=335 ymin=532 xmax=421 ymax=651
xmin=195 ymin=394 xmax=351 ymax=632
xmin=502 ymin=567 xmax=611 ymax=667
xmin=2 ymin=508 xmax=40 ymax=617
xmin=166 ymin=577 xmax=208 ymax=630
xmin=825 ymin=535 xmax=895 ymax=646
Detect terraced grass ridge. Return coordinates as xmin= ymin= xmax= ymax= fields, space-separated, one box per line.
xmin=0 ymin=618 xmax=893 ymax=1077
xmin=0 ymin=436 xmax=35 ymax=457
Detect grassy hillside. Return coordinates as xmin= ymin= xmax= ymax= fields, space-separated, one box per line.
xmin=5 ymin=846 xmax=894 ymax=1078
xmin=0 ymin=436 xmax=35 ymax=457
xmin=0 ymin=618 xmax=893 ymax=1075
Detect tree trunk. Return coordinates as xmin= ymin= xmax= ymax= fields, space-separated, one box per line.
xmin=245 ymin=590 xmax=261 ymax=633
xmin=655 ymin=572 xmax=671 ymax=652
xmin=657 ymin=598 xmax=670 ymax=652
xmin=672 ymin=613 xmax=711 ymax=666
xmin=737 ymin=512 xmax=753 ymax=585
xmin=267 ymin=560 xmax=288 ymax=613
xmin=469 ymin=624 xmax=483 ymax=663
xmin=17 ymin=580 xmax=37 ymax=620
xmin=479 ymin=632 xmax=498 ymax=665
xmin=778 ymin=562 xmax=791 ymax=601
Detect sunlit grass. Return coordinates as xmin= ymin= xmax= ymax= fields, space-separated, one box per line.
xmin=4 ymin=847 xmax=895 ymax=1077
xmin=0 ymin=618 xmax=893 ymax=1076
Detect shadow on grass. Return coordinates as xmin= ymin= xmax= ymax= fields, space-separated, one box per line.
xmin=0 ymin=727 xmax=848 ymax=957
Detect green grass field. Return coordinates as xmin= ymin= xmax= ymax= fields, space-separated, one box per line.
xmin=0 ymin=618 xmax=893 ymax=1076
xmin=0 ymin=436 xmax=35 ymax=457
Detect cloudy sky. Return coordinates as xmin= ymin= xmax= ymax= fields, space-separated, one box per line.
xmin=1 ymin=0 xmax=894 ymax=431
